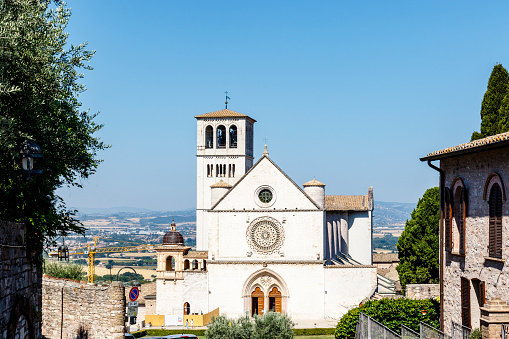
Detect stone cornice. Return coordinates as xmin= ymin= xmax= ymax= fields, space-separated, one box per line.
xmin=208 ymin=260 xmax=323 ymax=265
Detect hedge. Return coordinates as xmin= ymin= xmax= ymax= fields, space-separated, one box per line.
xmin=131 ymin=327 xmax=335 ymax=337
xmin=335 ymin=298 xmax=440 ymax=339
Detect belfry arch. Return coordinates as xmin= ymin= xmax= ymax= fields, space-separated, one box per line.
xmin=242 ymin=269 xmax=289 ymax=316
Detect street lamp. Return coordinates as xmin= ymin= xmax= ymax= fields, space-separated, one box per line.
xmin=57 ymin=244 xmax=69 ymax=261
xmin=20 ymin=140 xmax=43 ymax=180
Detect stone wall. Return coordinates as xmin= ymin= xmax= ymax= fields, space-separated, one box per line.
xmin=406 ymin=284 xmax=440 ymax=299
xmin=0 ymin=221 xmax=41 ymax=339
xmin=124 ymin=281 xmax=156 ymax=305
xmin=42 ymin=276 xmax=125 ymax=338
xmin=441 ymin=147 xmax=509 ymax=334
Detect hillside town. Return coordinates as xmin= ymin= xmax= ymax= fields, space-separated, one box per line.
xmin=2 ymin=2 xmax=509 ymax=339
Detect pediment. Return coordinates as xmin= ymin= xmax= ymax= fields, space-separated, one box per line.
xmin=212 ymin=156 xmax=319 ymax=211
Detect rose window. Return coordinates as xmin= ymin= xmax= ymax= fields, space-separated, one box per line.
xmin=247 ymin=218 xmax=284 ymax=254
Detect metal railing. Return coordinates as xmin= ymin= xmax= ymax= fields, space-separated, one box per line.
xmin=502 ymin=324 xmax=509 ymax=339
xmin=451 ymin=321 xmax=471 ymax=339
xmin=401 ymin=325 xmax=419 ymax=339
xmin=419 ymin=322 xmax=451 ymax=339
xmin=355 ymin=313 xmax=401 ymax=339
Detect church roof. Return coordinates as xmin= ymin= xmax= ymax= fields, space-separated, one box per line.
xmin=162 ymin=221 xmax=184 ymax=245
xmin=210 ymin=180 xmax=232 ymax=188
xmin=195 ymin=109 xmax=257 ymax=122
xmin=303 ymin=179 xmax=326 ymax=187
xmin=420 ymin=131 xmax=509 ymax=161
xmin=325 ymin=195 xmax=371 ymax=211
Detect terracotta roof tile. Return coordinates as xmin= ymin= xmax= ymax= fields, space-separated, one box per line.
xmin=195 ymin=109 xmax=256 ymax=121
xmin=372 ymin=253 xmax=399 ymax=263
xmin=303 ymin=179 xmax=326 ymax=187
xmin=210 ymin=180 xmax=232 ymax=188
xmin=421 ymin=131 xmax=509 ymax=161
xmin=325 ymin=195 xmax=369 ymax=211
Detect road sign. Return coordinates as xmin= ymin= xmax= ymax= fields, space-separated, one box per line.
xmin=127 ymin=306 xmax=138 ymax=317
xmin=128 ymin=301 xmax=138 ymax=307
xmin=129 ymin=287 xmax=139 ymax=301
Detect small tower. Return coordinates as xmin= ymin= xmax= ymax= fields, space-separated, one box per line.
xmin=195 ymin=109 xmax=256 ymax=250
xmin=156 ymin=221 xmax=190 ymax=281
xmin=210 ymin=180 xmax=232 ymax=206
xmin=303 ymin=179 xmax=326 ymax=209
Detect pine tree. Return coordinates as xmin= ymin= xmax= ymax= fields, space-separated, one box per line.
xmin=471 ymin=64 xmax=509 ymax=141
xmin=396 ymin=187 xmax=440 ymax=290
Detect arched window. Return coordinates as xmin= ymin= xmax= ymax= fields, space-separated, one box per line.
xmin=452 ymin=178 xmax=467 ymax=255
xmin=444 ymin=187 xmax=452 ymax=252
xmin=229 ymin=125 xmax=237 ymax=148
xmin=184 ymin=259 xmax=190 ymax=270
xmin=166 ymin=256 xmax=175 ymax=271
xmin=205 ymin=126 xmax=213 ymax=148
xmin=216 ymin=164 xmax=219 ymax=177
xmin=192 ymin=259 xmax=198 ymax=270
xmin=489 ymin=183 xmax=503 ymax=259
xmin=207 ymin=165 xmax=210 ymax=177
xmin=217 ymin=125 xmax=226 ymax=148
xmin=223 ymin=164 xmax=226 ymax=177
xmin=184 ymin=302 xmax=190 ymax=315
xmin=232 ymin=164 xmax=235 ymax=177
xmin=202 ymin=260 xmax=206 ymax=271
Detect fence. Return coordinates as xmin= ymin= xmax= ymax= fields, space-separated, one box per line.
xmin=502 ymin=324 xmax=509 ymax=339
xmin=401 ymin=325 xmax=419 ymax=339
xmin=451 ymin=321 xmax=471 ymax=339
xmin=355 ymin=313 xmax=401 ymax=339
xmin=419 ymin=322 xmax=451 ymax=339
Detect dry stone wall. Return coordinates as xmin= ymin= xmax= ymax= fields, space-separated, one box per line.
xmin=42 ymin=276 xmax=125 ymax=339
xmin=0 ymin=221 xmax=41 ymax=339
xmin=406 ymin=284 xmax=439 ymax=299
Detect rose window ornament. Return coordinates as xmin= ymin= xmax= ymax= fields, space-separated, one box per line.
xmin=246 ymin=217 xmax=284 ymax=254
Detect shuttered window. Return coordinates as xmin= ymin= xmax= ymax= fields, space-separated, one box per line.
xmin=444 ymin=188 xmax=452 ymax=252
xmin=461 ymin=277 xmax=471 ymax=328
xmin=489 ymin=183 xmax=503 ymax=259
xmin=454 ymin=186 xmax=467 ymax=254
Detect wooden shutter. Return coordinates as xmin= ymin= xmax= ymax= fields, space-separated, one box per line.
xmin=461 ymin=277 xmax=471 ymax=328
xmin=459 ymin=187 xmax=466 ymax=254
xmin=444 ymin=188 xmax=452 ymax=252
xmin=489 ymin=184 xmax=503 ymax=259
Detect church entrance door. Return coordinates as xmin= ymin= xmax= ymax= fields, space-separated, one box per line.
xmin=268 ymin=287 xmax=282 ymax=313
xmin=251 ymin=287 xmax=264 ymax=316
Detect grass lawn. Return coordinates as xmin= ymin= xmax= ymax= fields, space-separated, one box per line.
xmin=192 ymin=336 xmax=334 ymax=339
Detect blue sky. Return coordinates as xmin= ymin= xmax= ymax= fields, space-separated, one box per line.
xmin=57 ymin=1 xmax=509 ymax=211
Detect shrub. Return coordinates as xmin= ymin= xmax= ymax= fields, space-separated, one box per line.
xmin=206 ymin=312 xmax=294 ymax=339
xmin=44 ymin=261 xmax=85 ymax=281
xmin=253 ymin=312 xmax=294 ymax=339
xmin=335 ymin=298 xmax=440 ymax=339
xmin=469 ymin=328 xmax=482 ymax=339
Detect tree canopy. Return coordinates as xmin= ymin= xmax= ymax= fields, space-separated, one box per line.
xmin=0 ymin=0 xmax=106 ymax=252
xmin=396 ymin=187 xmax=440 ymax=290
xmin=471 ymin=64 xmax=509 ymax=141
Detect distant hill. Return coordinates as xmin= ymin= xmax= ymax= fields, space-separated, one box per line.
xmin=373 ymin=201 xmax=415 ymax=226
xmin=72 ymin=202 xmax=413 ymax=227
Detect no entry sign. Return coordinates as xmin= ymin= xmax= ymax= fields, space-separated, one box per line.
xmin=129 ymin=286 xmax=139 ymax=301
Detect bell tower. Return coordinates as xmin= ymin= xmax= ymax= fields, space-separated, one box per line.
xmin=195 ymin=109 xmax=256 ymax=250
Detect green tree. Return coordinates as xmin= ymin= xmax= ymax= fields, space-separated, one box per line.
xmin=0 ymin=0 xmax=106 ymax=253
xmin=471 ymin=64 xmax=509 ymax=140
xmin=396 ymin=187 xmax=440 ymax=290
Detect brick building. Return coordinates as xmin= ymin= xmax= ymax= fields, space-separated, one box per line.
xmin=421 ymin=132 xmax=509 ymax=338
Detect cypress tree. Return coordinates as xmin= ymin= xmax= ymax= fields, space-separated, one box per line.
xmin=471 ymin=64 xmax=509 ymax=141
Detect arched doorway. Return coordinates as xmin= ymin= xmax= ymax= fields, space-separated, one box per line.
xmin=251 ymin=287 xmax=264 ymax=316
xmin=269 ymin=287 xmax=282 ymax=313
xmin=183 ymin=302 xmax=190 ymax=315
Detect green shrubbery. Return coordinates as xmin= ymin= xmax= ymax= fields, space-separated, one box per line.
xmin=335 ymin=298 xmax=439 ymax=339
xmin=206 ymin=312 xmax=295 ymax=339
xmin=43 ymin=261 xmax=85 ymax=281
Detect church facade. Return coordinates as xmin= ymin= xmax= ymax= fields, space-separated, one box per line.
xmin=155 ymin=109 xmax=377 ymax=326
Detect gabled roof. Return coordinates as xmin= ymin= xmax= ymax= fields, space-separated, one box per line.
xmin=325 ymin=195 xmax=371 ymax=211
xmin=211 ymin=154 xmax=321 ymax=210
xmin=420 ymin=131 xmax=509 ymax=161
xmin=195 ymin=109 xmax=256 ymax=122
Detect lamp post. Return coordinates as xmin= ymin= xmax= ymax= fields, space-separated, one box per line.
xmin=20 ymin=140 xmax=43 ymax=180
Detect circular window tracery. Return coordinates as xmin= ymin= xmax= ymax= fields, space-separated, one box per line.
xmin=247 ymin=217 xmax=284 ymax=254
xmin=258 ymin=189 xmax=273 ymax=203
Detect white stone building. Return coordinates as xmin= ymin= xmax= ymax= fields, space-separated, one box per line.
xmin=154 ymin=108 xmax=377 ymax=327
